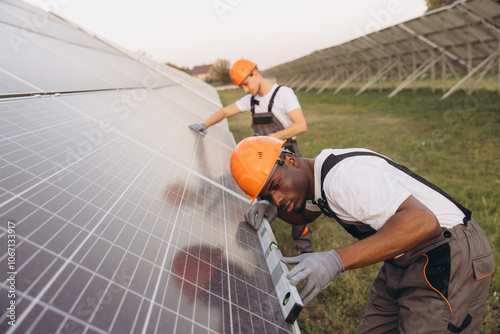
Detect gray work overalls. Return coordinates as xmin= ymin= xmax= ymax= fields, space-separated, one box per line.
xmin=250 ymin=86 xmax=300 ymax=156
xmin=313 ymin=151 xmax=494 ymax=333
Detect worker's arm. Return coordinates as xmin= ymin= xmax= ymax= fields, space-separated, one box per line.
xmin=277 ymin=207 xmax=321 ymax=225
xmin=203 ymin=102 xmax=241 ymax=127
xmin=282 ymin=195 xmax=442 ymax=305
xmin=336 ymin=195 xmax=442 ymax=270
xmin=268 ymin=108 xmax=307 ymax=140
xmin=189 ymin=103 xmax=242 ymax=134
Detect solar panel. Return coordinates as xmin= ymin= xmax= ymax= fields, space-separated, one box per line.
xmin=0 ymin=0 xmax=123 ymax=55
xmin=262 ymin=0 xmax=500 ymax=98
xmin=0 ymin=1 xmax=301 ymax=333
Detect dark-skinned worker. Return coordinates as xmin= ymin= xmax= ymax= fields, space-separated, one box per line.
xmin=229 ymin=136 xmax=494 ymax=334
xmin=189 ymin=59 xmax=313 ymax=254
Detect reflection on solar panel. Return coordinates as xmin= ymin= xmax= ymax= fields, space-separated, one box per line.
xmin=263 ymin=0 xmax=500 ymax=99
xmin=0 ymin=1 xmax=300 ymax=333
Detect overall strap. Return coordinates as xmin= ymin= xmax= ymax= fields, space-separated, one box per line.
xmin=250 ymin=85 xmax=282 ymax=114
xmin=267 ymin=85 xmax=281 ymax=112
xmin=312 ymin=191 xmax=376 ymax=239
xmin=318 ymin=152 xmax=471 ymax=225
xmin=313 ymin=153 xmax=377 ymax=239
xmin=250 ymin=96 xmax=257 ymax=113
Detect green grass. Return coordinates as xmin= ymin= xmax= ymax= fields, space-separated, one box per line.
xmin=219 ymin=87 xmax=500 ymax=333
xmin=302 ymin=72 xmax=500 ymax=94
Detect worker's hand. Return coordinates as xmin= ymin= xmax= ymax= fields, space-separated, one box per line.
xmin=282 ymin=250 xmax=344 ymax=305
xmin=244 ymin=200 xmax=278 ymax=230
xmin=189 ymin=123 xmax=207 ymax=135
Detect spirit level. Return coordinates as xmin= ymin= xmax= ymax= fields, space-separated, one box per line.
xmin=257 ymin=219 xmax=303 ymax=324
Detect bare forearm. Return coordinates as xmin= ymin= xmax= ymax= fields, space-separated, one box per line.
xmin=204 ymin=109 xmax=227 ymax=127
xmin=204 ymin=103 xmax=241 ymax=127
xmin=270 ymin=122 xmax=307 ymax=141
xmin=269 ymin=108 xmax=307 ymax=140
xmin=336 ymin=197 xmax=441 ymax=270
xmin=277 ymin=208 xmax=321 ymax=226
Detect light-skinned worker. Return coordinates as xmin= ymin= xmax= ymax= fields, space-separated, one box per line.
xmin=189 ymin=59 xmax=313 ymax=253
xmin=230 ymin=136 xmax=494 ymax=333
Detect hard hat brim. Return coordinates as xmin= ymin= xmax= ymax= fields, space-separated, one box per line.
xmin=249 ymin=145 xmax=287 ymax=205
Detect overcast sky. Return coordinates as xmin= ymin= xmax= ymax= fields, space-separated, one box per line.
xmin=23 ymin=0 xmax=428 ymax=70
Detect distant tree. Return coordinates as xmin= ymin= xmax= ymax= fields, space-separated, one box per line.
xmin=425 ymin=0 xmax=456 ymax=11
xmin=209 ymin=59 xmax=232 ymax=85
xmin=165 ymin=62 xmax=190 ymax=74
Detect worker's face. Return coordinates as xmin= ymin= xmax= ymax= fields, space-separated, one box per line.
xmin=258 ymin=154 xmax=308 ymax=213
xmin=239 ymin=71 xmax=259 ymax=96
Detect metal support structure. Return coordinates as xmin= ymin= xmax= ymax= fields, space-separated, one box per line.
xmin=441 ymin=48 xmax=500 ymax=99
xmin=356 ymin=61 xmax=397 ymax=95
xmin=287 ymin=73 xmax=308 ymax=89
xmin=398 ymin=54 xmax=403 ymax=82
xmin=288 ymin=74 xmax=310 ymax=89
xmin=444 ymin=55 xmax=462 ymax=82
xmin=261 ymin=0 xmax=500 ymax=98
xmin=378 ymin=58 xmax=383 ymax=92
xmin=389 ymin=56 xmax=439 ymax=97
xmin=305 ymin=72 xmax=328 ymax=92
xmin=467 ymin=52 xmax=498 ymax=94
xmin=295 ymin=72 xmax=319 ymax=91
xmin=431 ymin=49 xmax=436 ymax=93
xmin=468 ymin=43 xmax=473 ymax=91
xmin=317 ymin=69 xmax=344 ymax=93
xmin=412 ymin=51 xmax=418 ymax=92
xmin=442 ymin=51 xmax=447 ymax=92
xmin=398 ymin=23 xmax=468 ymax=68
xmin=457 ymin=4 xmax=500 ymax=35
xmin=335 ymin=66 xmax=367 ymax=93
xmin=281 ymin=74 xmax=302 ymax=88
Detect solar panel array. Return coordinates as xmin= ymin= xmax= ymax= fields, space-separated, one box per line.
xmin=0 ymin=1 xmax=299 ymax=333
xmin=262 ymin=0 xmax=500 ymax=98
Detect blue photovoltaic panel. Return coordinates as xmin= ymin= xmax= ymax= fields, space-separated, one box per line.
xmin=0 ymin=1 xmax=300 ymax=333
xmin=0 ymin=0 xmax=123 ymax=55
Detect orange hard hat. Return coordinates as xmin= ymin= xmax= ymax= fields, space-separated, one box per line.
xmin=230 ymin=59 xmax=257 ymax=86
xmin=230 ymin=136 xmax=286 ymax=204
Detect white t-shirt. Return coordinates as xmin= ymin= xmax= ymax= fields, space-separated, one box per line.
xmin=308 ymin=148 xmax=465 ymax=230
xmin=235 ymin=84 xmax=301 ymax=139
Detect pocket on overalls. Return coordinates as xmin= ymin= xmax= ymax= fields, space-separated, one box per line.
xmin=423 ymin=243 xmax=451 ymax=311
xmin=467 ymin=222 xmax=495 ymax=280
xmin=472 ymin=250 xmax=494 ymax=280
xmin=252 ymin=112 xmax=274 ymax=126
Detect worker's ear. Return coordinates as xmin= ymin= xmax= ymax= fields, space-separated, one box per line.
xmin=284 ymin=154 xmax=298 ymax=167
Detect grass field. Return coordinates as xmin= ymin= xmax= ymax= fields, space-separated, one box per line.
xmin=218 ymin=87 xmax=500 ymax=333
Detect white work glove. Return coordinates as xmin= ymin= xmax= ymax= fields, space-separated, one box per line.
xmin=189 ymin=123 xmax=207 ymax=135
xmin=282 ymin=250 xmax=344 ymax=305
xmin=244 ymin=200 xmax=278 ymax=230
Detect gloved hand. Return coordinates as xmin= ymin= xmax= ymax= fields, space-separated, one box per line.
xmin=244 ymin=200 xmax=278 ymax=230
xmin=282 ymin=250 xmax=344 ymax=305
xmin=189 ymin=123 xmax=207 ymax=135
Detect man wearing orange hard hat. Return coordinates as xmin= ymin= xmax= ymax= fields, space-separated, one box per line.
xmin=189 ymin=59 xmax=313 ymax=253
xmin=229 ymin=135 xmax=493 ymax=333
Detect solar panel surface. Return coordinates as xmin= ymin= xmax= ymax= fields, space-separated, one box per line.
xmin=0 ymin=1 xmax=299 ymax=333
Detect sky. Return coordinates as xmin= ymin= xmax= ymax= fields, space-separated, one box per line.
xmin=23 ymin=0 xmax=429 ymax=70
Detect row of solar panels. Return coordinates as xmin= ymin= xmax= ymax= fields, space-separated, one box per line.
xmin=0 ymin=0 xmax=299 ymax=333
xmin=263 ymin=0 xmax=500 ymax=97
